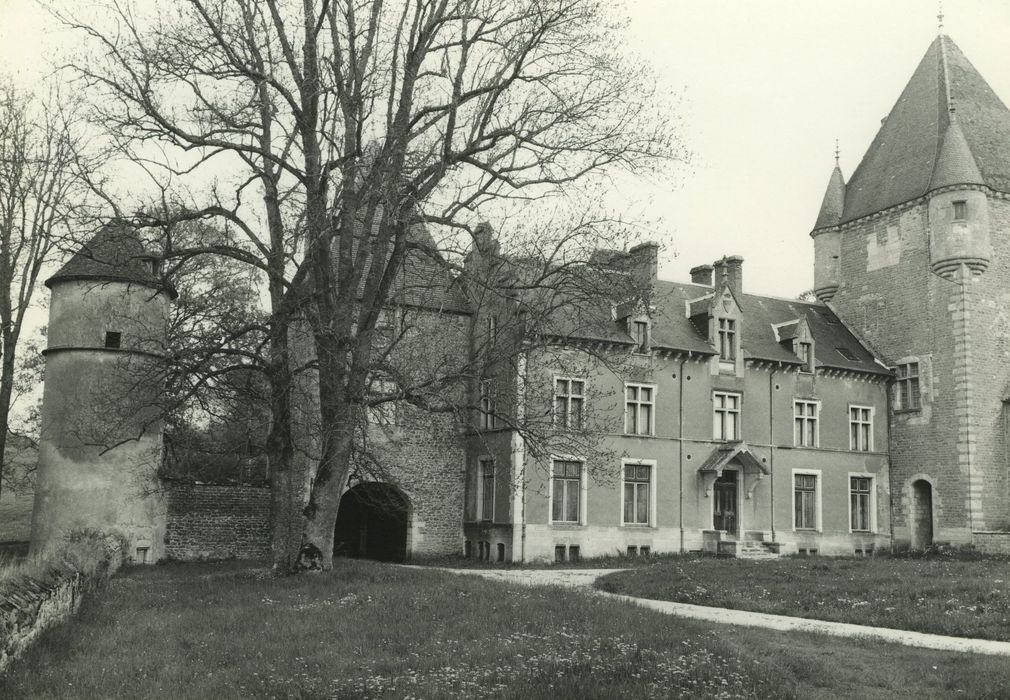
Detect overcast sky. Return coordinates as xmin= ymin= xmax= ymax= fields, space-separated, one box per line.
xmin=2 ymin=0 xmax=1009 ymax=299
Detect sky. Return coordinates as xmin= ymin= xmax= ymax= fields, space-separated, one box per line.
xmin=1 ymin=0 xmax=1010 ymax=299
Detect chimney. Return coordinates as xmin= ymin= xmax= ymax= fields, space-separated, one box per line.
xmin=689 ymin=264 xmax=713 ymax=286
xmin=627 ymin=241 xmax=659 ymax=283
xmin=714 ymin=255 xmax=744 ymax=297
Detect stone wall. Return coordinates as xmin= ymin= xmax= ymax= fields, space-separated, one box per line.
xmin=164 ymin=482 xmax=271 ymax=560
xmin=0 ymin=535 xmax=123 ymax=673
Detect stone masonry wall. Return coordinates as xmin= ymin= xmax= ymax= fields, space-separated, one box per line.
xmin=164 ymin=482 xmax=271 ymax=560
xmin=0 ymin=536 xmax=123 ymax=674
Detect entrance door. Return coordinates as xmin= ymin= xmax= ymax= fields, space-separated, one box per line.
xmin=911 ymin=479 xmax=933 ymax=550
xmin=713 ymin=471 xmax=738 ymax=534
xmin=333 ymin=483 xmax=409 ymax=562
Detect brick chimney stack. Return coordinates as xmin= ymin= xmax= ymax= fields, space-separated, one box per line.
xmin=689 ymin=264 xmax=713 ymax=286
xmin=713 ymin=255 xmax=744 ymax=297
xmin=627 ymin=242 xmax=659 ymax=283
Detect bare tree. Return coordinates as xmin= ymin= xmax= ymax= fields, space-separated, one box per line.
xmin=0 ymin=80 xmax=103 ymax=499
xmin=57 ymin=0 xmax=684 ymax=570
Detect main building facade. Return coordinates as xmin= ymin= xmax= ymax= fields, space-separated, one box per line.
xmin=28 ymin=30 xmax=1010 ymax=562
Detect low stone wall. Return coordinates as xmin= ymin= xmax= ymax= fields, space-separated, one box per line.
xmin=0 ymin=535 xmax=123 ymax=674
xmin=164 ymin=481 xmax=271 ymax=560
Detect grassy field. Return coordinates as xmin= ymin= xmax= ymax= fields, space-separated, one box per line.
xmin=2 ymin=560 xmax=1010 ymax=698
xmin=596 ymin=552 xmax=1010 ymax=641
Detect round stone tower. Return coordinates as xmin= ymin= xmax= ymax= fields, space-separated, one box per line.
xmin=29 ymin=223 xmax=175 ymax=562
xmin=811 ymin=159 xmax=846 ymax=302
xmin=927 ymin=114 xmax=991 ymax=279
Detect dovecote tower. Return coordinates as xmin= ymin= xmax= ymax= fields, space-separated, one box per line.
xmin=30 ymin=224 xmax=175 ymax=562
xmin=814 ymin=32 xmax=1010 ymax=550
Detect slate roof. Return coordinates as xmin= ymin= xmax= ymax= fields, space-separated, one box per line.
xmin=46 ymin=223 xmax=176 ymax=298
xmin=813 ymin=165 xmax=846 ymax=230
xmin=550 ymin=277 xmax=889 ymax=377
xmin=842 ymin=35 xmax=1010 ymax=223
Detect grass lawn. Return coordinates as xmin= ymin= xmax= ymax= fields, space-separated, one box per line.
xmin=596 ymin=552 xmax=1010 ymax=641
xmin=2 ymin=560 xmax=1010 ymax=699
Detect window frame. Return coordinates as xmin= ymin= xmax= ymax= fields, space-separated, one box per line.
xmin=713 ymin=391 xmax=742 ymax=441
xmin=792 ymin=469 xmax=822 ymax=532
xmin=548 ymin=457 xmax=586 ymax=525
xmin=632 ymin=320 xmax=650 ymax=354
xmin=620 ymin=458 xmax=657 ymax=527
xmin=365 ymin=375 xmax=398 ymax=426
xmin=104 ymin=331 xmax=122 ymax=349
xmin=624 ymin=383 xmax=656 ymax=436
xmin=848 ymin=473 xmax=875 ymax=533
xmin=717 ymin=317 xmax=736 ymax=362
xmin=849 ymin=405 xmax=874 ymax=452
xmin=895 ymin=362 xmax=921 ymax=411
xmin=553 ymin=377 xmax=586 ymax=430
xmin=952 ymin=199 xmax=967 ymax=221
xmin=797 ymin=340 xmax=814 ymax=373
xmin=478 ymin=457 xmax=495 ymax=522
xmin=793 ymin=399 xmax=820 ymax=448
xmin=479 ymin=378 xmax=496 ymax=430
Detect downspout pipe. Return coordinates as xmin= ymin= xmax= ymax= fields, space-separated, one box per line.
xmin=678 ymin=356 xmax=687 ymax=553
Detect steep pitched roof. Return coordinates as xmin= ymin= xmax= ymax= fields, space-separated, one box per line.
xmin=46 ymin=223 xmax=176 ymax=297
xmin=929 ymin=118 xmax=984 ymax=190
xmin=813 ymin=165 xmax=846 ymax=230
xmin=842 ymin=35 xmax=1010 ymax=223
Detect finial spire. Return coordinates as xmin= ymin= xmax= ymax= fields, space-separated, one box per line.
xmin=834 ymin=139 xmax=840 ymax=168
xmin=938 ymin=1 xmax=944 ymax=33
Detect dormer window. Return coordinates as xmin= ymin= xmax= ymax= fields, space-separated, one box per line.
xmin=632 ymin=320 xmax=649 ymax=353
xmin=798 ymin=341 xmax=813 ymax=373
xmin=718 ymin=318 xmax=736 ymax=361
xmin=953 ymin=200 xmax=967 ymax=221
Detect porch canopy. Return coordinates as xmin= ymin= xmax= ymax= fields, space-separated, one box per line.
xmin=697 ymin=441 xmax=769 ymax=498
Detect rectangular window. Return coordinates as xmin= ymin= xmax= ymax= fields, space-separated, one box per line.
xmin=486 ymin=315 xmax=497 ymax=346
xmin=366 ymin=376 xmax=397 ymax=425
xmin=850 ymin=476 xmax=872 ymax=532
xmin=793 ymin=400 xmax=819 ymax=447
xmin=551 ymin=460 xmax=582 ymax=523
xmin=623 ymin=463 xmax=651 ymax=525
xmin=713 ymin=392 xmax=741 ymax=440
xmin=799 ymin=341 xmax=813 ymax=373
xmin=896 ymin=362 xmax=921 ymax=410
xmin=553 ymin=378 xmax=586 ymax=430
xmin=633 ymin=320 xmax=649 ymax=353
xmin=624 ymin=384 xmax=655 ymax=435
xmin=953 ymin=200 xmax=967 ymax=221
xmin=479 ymin=379 xmax=496 ymax=430
xmin=105 ymin=331 xmax=122 ymax=349
xmin=376 ymin=308 xmax=398 ymax=333
xmin=794 ymin=473 xmax=818 ymax=530
xmin=479 ymin=459 xmax=495 ymax=521
xmin=849 ymin=406 xmax=873 ymax=451
xmin=718 ymin=318 xmax=736 ymax=361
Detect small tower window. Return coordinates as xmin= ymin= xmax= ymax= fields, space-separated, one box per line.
xmin=147 ymin=258 xmax=162 ymax=275
xmin=952 ymin=200 xmax=967 ymax=221
xmin=105 ymin=331 xmax=122 ymax=349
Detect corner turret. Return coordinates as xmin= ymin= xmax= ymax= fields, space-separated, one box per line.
xmin=927 ymin=115 xmax=991 ymax=279
xmin=811 ymin=161 xmax=846 ymax=301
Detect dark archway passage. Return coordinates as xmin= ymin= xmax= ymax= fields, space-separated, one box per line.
xmin=911 ymin=479 xmax=934 ymax=550
xmin=333 ymin=483 xmax=409 ymax=562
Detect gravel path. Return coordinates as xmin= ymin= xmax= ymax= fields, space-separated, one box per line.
xmin=425 ymin=566 xmax=1010 ymax=657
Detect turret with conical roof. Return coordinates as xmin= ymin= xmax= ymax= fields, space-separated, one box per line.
xmin=811 ymin=160 xmax=846 ymax=301
xmin=30 ymin=223 xmax=173 ymax=563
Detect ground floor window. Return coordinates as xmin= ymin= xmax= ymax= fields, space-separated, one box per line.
xmin=623 ymin=462 xmax=651 ymax=525
xmin=794 ymin=473 xmax=818 ymax=530
xmin=850 ymin=476 xmax=872 ymax=532
xmin=552 ymin=460 xmax=583 ymax=523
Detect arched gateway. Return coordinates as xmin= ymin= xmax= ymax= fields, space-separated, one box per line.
xmin=911 ymin=479 xmax=934 ymax=550
xmin=333 ymin=483 xmax=409 ymax=562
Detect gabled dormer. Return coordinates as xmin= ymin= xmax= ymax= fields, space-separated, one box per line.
xmin=774 ymin=317 xmax=815 ymax=373
xmin=710 ymin=283 xmax=743 ymax=376
xmin=615 ymin=299 xmax=652 ymax=354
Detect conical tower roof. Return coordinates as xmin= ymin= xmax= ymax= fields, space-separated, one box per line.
xmin=929 ymin=116 xmax=984 ymax=190
xmin=813 ymin=164 xmax=846 ymax=230
xmin=842 ymin=35 xmax=1010 ymax=223
xmin=46 ymin=222 xmax=176 ymax=297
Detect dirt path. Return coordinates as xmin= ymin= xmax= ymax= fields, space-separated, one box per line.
xmin=429 ymin=566 xmax=1010 ymax=657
